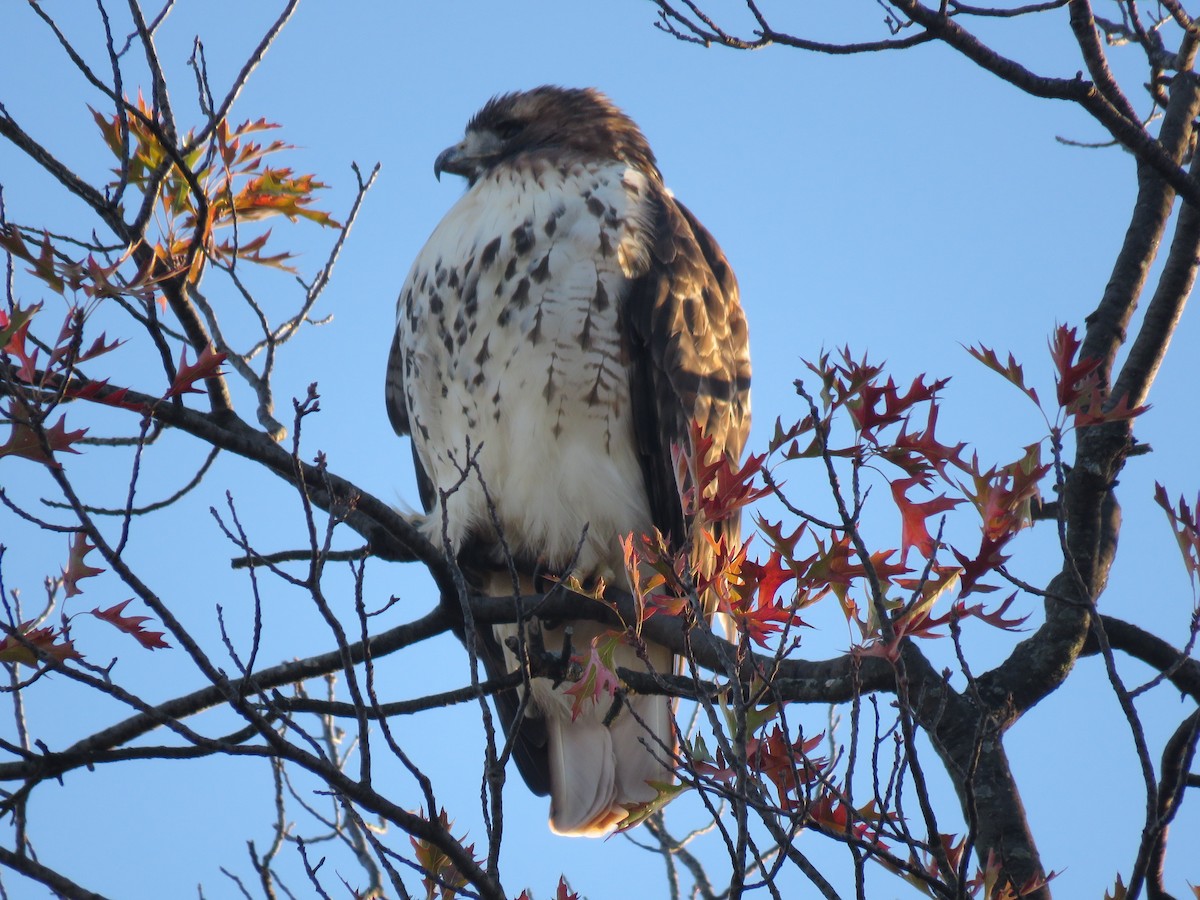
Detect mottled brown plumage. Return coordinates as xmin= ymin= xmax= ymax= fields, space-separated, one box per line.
xmin=386 ymin=86 xmax=749 ymax=835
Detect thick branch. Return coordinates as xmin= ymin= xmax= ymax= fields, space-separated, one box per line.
xmin=0 ymin=846 xmax=109 ymax=900
xmin=1114 ymin=102 xmax=1200 ymax=408
xmin=977 ymin=75 xmax=1200 ymax=724
xmin=1091 ymin=615 xmax=1200 ymax=702
xmin=1082 ymin=73 xmax=1200 ymax=383
xmin=885 ymin=0 xmax=1200 ymax=209
xmin=1067 ymin=0 xmax=1143 ymax=126
xmin=0 ymin=110 xmax=126 ymax=239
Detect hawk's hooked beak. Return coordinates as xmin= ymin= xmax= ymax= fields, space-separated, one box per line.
xmin=433 ymin=129 xmax=504 ymax=183
xmin=433 ymin=143 xmax=471 ymax=182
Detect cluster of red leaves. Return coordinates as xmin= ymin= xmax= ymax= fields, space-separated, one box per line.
xmin=0 ymin=301 xmax=227 ymax=467
xmin=675 ymin=426 xmax=771 ymax=525
xmin=880 ymin=837 xmax=1056 ymax=898
xmin=969 ymin=324 xmax=1148 ymax=429
xmin=591 ymin=335 xmax=1118 ymax=890
xmin=624 ymin=525 xmax=808 ymax=649
xmin=65 ymin=532 xmax=169 ymax=654
xmin=772 ymin=348 xmax=1058 ymax=647
xmin=0 ymin=302 xmax=121 ymax=466
xmin=410 ymin=812 xmax=580 ymax=900
xmin=0 ymin=231 xmax=146 ymax=304
xmin=622 ymin=342 xmax=1058 ymax=657
xmin=689 ymin=721 xmax=895 ymax=845
xmin=0 ymin=533 xmax=168 ymax=669
xmin=694 ymin=725 xmax=823 ymax=803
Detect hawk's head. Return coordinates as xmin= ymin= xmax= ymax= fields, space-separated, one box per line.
xmin=434 ymin=86 xmax=660 ymax=185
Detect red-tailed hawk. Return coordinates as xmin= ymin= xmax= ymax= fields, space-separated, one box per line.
xmin=386 ymin=86 xmax=750 ymax=835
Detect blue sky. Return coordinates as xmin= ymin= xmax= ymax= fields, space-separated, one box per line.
xmin=1 ymin=2 xmax=1197 ymax=897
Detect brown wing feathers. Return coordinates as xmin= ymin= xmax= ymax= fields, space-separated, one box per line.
xmin=624 ymin=189 xmax=750 ymax=559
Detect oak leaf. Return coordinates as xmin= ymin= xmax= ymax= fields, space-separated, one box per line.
xmin=63 ymin=531 xmax=104 ymax=597
xmin=166 ymin=345 xmax=227 ymax=397
xmin=90 ymin=599 xmax=169 ymax=649
xmin=0 ymin=623 xmax=82 ymax=666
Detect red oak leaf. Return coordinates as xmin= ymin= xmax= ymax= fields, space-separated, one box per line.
xmin=0 ymin=622 xmax=82 ymax=666
xmin=563 ymin=634 xmax=622 ymax=721
xmin=2 ymin=313 xmax=39 ymax=383
xmin=1049 ymin=324 xmax=1100 ymax=409
xmin=76 ymin=331 xmax=125 ymax=363
xmin=882 ymin=404 xmax=970 ymax=483
xmin=748 ymin=726 xmax=828 ymax=807
xmin=951 ymin=535 xmax=1011 ymax=597
xmin=0 ymin=405 xmax=87 ymax=467
xmin=756 ymin=518 xmax=811 ymax=568
xmin=1046 ymin=324 xmax=1147 ymax=425
xmin=960 ymin=446 xmax=1048 ymax=542
xmin=740 ymin=550 xmax=796 ymax=611
xmin=891 ymin=566 xmax=964 ymax=641
xmin=165 ymin=345 xmax=227 ymax=398
xmin=1155 ymin=483 xmax=1200 ymax=586
xmin=699 ymin=450 xmax=771 ymax=523
xmin=890 ymin=477 xmax=962 ymax=562
xmin=675 ymin=423 xmax=770 ymax=523
xmin=849 ymin=373 xmax=949 ymax=439
xmin=805 ymin=533 xmax=911 ymax=619
xmin=63 ymin=531 xmax=104 ymax=597
xmin=956 ymin=591 xmax=1029 ymax=631
xmin=622 ymin=531 xmax=689 ymax=617
xmin=728 ymin=549 xmax=807 ymax=647
xmin=90 ymin=599 xmax=170 ymax=649
xmin=806 ymin=791 xmax=890 ymax=848
xmin=64 ymin=378 xmax=143 ymax=412
xmin=965 ymin=342 xmax=1040 ymax=405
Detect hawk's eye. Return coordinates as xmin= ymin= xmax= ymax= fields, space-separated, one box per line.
xmin=493 ymin=119 xmax=523 ymax=141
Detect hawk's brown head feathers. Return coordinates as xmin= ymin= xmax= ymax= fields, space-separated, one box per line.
xmin=434 ymin=86 xmax=660 ymax=185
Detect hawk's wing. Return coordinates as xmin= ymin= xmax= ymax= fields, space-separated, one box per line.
xmin=623 ymin=188 xmax=751 ymax=562
xmin=385 ymin=332 xmax=436 ymax=513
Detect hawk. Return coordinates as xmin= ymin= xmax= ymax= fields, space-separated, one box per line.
xmin=386 ymin=86 xmax=750 ymax=836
